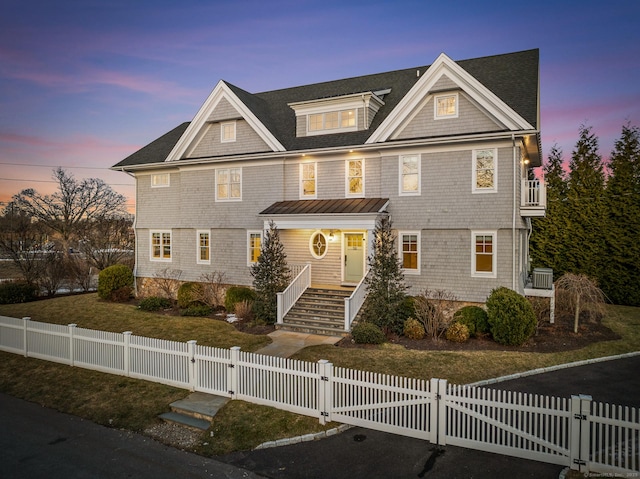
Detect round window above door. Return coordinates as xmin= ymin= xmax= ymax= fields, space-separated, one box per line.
xmin=309 ymin=231 xmax=328 ymax=259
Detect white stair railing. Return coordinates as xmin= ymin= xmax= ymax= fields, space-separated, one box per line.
xmin=344 ymin=269 xmax=369 ymax=332
xmin=276 ymin=263 xmax=311 ymax=324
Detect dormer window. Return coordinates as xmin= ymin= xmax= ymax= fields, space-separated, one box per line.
xmin=290 ymin=91 xmax=384 ymax=137
xmin=308 ymin=109 xmax=356 ymax=133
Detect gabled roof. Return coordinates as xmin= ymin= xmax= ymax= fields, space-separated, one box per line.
xmin=112 ymin=49 xmax=539 ymax=169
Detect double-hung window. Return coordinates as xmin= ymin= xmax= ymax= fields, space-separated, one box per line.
xmin=472 ymin=231 xmax=497 ymax=277
xmin=399 ymin=155 xmax=420 ymax=195
xmin=247 ymin=231 xmax=263 ymax=265
xmin=473 ymin=149 xmax=497 ymax=192
xmin=346 ymin=159 xmax=364 ymax=196
xmin=197 ymin=230 xmax=210 ymax=264
xmin=399 ymin=231 xmax=420 ymax=274
xmin=308 ymin=109 xmax=356 ymax=133
xmin=150 ymin=230 xmax=172 ymax=261
xmin=216 ymin=168 xmax=242 ymax=201
xmin=300 ymin=162 xmax=317 ymax=198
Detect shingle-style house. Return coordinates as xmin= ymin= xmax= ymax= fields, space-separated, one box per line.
xmin=112 ymin=48 xmax=548 ymax=334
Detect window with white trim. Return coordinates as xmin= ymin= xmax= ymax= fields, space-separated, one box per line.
xmin=151 ymin=173 xmax=170 ymax=187
xmin=248 ymin=230 xmax=263 ymax=265
xmin=434 ymin=93 xmax=458 ymax=119
xmin=197 ymin=230 xmax=210 ymax=264
xmin=346 ymin=159 xmax=364 ymax=196
xmin=216 ymin=168 xmax=242 ymax=201
xmin=399 ymin=231 xmax=420 ymax=274
xmin=221 ymin=121 xmax=236 ymax=143
xmin=300 ymin=162 xmax=317 ymax=198
xmin=472 ymin=231 xmax=497 ymax=277
xmin=399 ymin=155 xmax=420 ymax=195
xmin=150 ymin=230 xmax=171 ymax=261
xmin=308 ymin=109 xmax=356 ymax=133
xmin=473 ymin=149 xmax=497 ymax=192
xmin=309 ymin=231 xmax=328 ymax=259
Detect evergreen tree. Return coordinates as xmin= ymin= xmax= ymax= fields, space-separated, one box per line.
xmin=360 ymin=217 xmax=407 ymax=334
xmin=530 ymin=144 xmax=569 ymax=275
xmin=564 ymin=125 xmax=606 ymax=280
xmin=251 ymin=221 xmax=291 ymax=323
xmin=602 ymin=124 xmax=640 ymax=305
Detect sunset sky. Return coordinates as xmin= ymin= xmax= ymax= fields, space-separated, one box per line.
xmin=1 ymin=0 xmax=638 ymax=212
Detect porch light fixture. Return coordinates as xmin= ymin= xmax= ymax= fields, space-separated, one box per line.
xmin=328 ymin=230 xmax=335 ymax=241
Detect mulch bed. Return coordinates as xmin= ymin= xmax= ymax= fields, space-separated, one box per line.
xmin=337 ymin=318 xmax=620 ymax=353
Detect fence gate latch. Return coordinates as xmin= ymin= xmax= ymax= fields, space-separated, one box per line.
xmin=574 ymin=413 xmax=587 ymax=421
xmin=321 ymin=376 xmax=329 ymax=381
xmin=573 ymin=459 xmax=587 ymax=466
xmin=321 ymin=412 xmax=329 ymax=417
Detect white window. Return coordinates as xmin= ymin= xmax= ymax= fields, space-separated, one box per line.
xmin=150 ymin=230 xmax=171 ymax=261
xmin=473 ymin=149 xmax=497 ymax=192
xmin=346 ymin=159 xmax=364 ymax=197
xmin=300 ymin=162 xmax=317 ymax=198
xmin=435 ymin=93 xmax=458 ymax=119
xmin=216 ymin=168 xmax=242 ymax=201
xmin=472 ymin=231 xmax=497 ymax=278
xmin=221 ymin=121 xmax=236 ymax=143
xmin=309 ymin=231 xmax=328 ymax=259
xmin=399 ymin=231 xmax=420 ymax=274
xmin=197 ymin=230 xmax=210 ymax=264
xmin=151 ymin=173 xmax=170 ymax=188
xmin=307 ymin=109 xmax=357 ymax=134
xmin=247 ymin=230 xmax=263 ymax=265
xmin=399 ymin=155 xmax=420 ymax=195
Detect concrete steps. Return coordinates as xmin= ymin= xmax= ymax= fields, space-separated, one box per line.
xmin=279 ymin=287 xmax=354 ymax=337
xmin=159 ymin=392 xmax=229 ymax=431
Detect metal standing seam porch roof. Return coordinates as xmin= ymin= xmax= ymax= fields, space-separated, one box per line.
xmin=259 ymin=198 xmax=389 ymax=216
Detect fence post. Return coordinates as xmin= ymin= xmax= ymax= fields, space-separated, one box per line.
xmin=229 ymin=347 xmax=240 ymax=399
xmin=276 ymin=293 xmax=283 ymax=324
xmin=429 ymin=378 xmax=447 ymax=445
xmin=123 ymin=331 xmax=132 ymax=377
xmin=570 ymin=394 xmax=592 ymax=473
xmin=187 ymin=340 xmax=197 ymax=392
xmin=318 ymin=360 xmax=333 ymax=425
xmin=68 ymin=324 xmax=77 ymax=367
xmin=22 ymin=317 xmax=30 ymax=358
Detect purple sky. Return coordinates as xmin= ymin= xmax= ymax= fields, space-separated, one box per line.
xmin=1 ymin=0 xmax=638 ymax=210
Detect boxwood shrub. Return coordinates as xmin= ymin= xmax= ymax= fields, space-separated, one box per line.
xmin=224 ymin=286 xmax=256 ymax=312
xmin=0 ymin=281 xmax=38 ymax=304
xmin=97 ymin=264 xmax=133 ymax=301
xmin=452 ymin=305 xmax=489 ymax=337
xmin=486 ymin=287 xmax=536 ymax=346
xmin=138 ymin=296 xmax=172 ymax=312
xmin=351 ymin=321 xmax=386 ymax=344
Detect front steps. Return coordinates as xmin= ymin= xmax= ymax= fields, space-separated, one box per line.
xmin=278 ymin=287 xmax=354 ymax=337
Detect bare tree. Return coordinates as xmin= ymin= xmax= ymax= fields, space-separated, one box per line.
xmin=153 ymin=268 xmax=183 ymax=301
xmin=555 ymin=273 xmax=607 ymax=333
xmin=414 ymin=288 xmax=458 ymax=340
xmin=195 ymin=272 xmax=227 ymax=309
xmin=12 ymin=168 xmax=127 ymax=256
xmin=78 ymin=214 xmax=134 ymax=270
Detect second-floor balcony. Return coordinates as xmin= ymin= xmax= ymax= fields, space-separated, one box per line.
xmin=521 ymin=179 xmax=546 ymax=217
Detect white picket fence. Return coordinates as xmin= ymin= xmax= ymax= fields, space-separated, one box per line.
xmin=0 ymin=315 xmax=638 ymax=475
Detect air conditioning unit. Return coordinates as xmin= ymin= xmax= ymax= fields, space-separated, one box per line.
xmin=532 ymin=268 xmax=553 ymax=290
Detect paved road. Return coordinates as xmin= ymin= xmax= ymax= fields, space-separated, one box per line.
xmin=0 ymin=393 xmax=262 ymax=479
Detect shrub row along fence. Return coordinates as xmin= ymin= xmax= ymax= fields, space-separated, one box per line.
xmin=0 ymin=315 xmax=638 ymax=475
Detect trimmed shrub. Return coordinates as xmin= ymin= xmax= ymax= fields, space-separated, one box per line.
xmin=138 ymin=296 xmax=172 ymax=311
xmin=224 ymin=286 xmax=256 ymax=312
xmin=486 ymin=287 xmax=536 ymax=346
xmin=97 ymin=264 xmax=133 ymax=301
xmin=452 ymin=305 xmax=489 ymax=337
xmin=0 ymin=281 xmax=38 ymax=304
xmin=177 ymin=282 xmax=202 ymax=309
xmin=445 ymin=322 xmax=470 ymax=343
xmin=180 ymin=305 xmax=213 ymax=317
xmin=403 ymin=317 xmax=425 ymax=340
xmin=351 ymin=321 xmax=386 ymax=344
xmin=234 ymin=299 xmax=255 ymax=321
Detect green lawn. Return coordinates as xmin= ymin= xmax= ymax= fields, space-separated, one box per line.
xmin=0 ymin=295 xmax=638 ymax=455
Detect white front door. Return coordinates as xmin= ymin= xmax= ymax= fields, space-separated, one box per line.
xmin=343 ymin=233 xmax=365 ymax=284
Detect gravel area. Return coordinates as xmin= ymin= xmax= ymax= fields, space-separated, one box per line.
xmin=144 ymin=422 xmax=203 ymax=449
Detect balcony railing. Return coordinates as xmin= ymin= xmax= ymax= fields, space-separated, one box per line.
xmin=521 ymin=179 xmax=546 ymax=216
